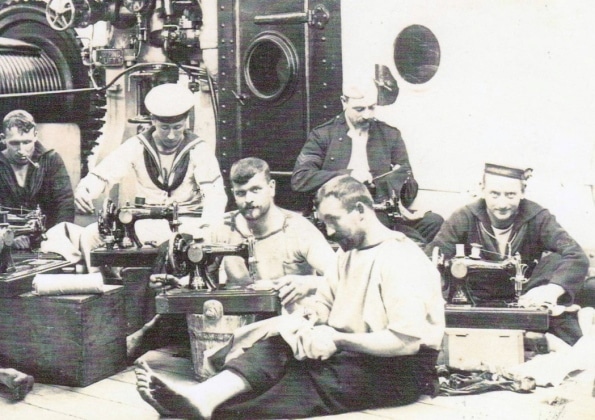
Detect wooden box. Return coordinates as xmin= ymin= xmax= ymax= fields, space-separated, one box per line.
xmin=0 ymin=285 xmax=127 ymax=387
xmin=444 ymin=327 xmax=524 ymax=370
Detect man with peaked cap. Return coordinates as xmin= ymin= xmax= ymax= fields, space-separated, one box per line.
xmin=426 ymin=163 xmax=589 ymax=346
xmin=291 ymin=79 xmax=443 ymax=245
xmin=74 ymin=83 xmax=227 ymax=273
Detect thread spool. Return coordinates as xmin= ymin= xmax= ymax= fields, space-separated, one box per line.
xmin=470 ymin=243 xmax=482 ymax=259
xmin=455 ymin=244 xmax=465 ymax=258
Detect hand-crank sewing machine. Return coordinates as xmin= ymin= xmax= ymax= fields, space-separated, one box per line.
xmin=98 ymin=197 xmax=183 ymax=249
xmin=154 ymin=233 xmax=280 ymax=316
xmin=0 ymin=209 xmax=70 ymax=296
xmin=432 ymin=244 xmax=550 ymax=332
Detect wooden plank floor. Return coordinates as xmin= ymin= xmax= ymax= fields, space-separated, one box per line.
xmin=1 ymin=345 xmax=594 ymax=420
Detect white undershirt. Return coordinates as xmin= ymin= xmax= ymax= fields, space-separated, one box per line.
xmin=346 ymin=125 xmax=370 ymax=173
xmin=492 ymin=225 xmax=513 ymax=257
xmin=159 ymin=153 xmax=176 ymax=183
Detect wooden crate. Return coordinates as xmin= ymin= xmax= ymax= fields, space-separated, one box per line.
xmin=0 ymin=285 xmax=127 ymax=387
xmin=444 ymin=327 xmax=525 ymax=370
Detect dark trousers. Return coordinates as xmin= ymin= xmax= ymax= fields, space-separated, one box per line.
xmin=377 ymin=211 xmax=444 ymax=246
xmin=214 ymin=335 xmax=438 ymax=419
xmin=575 ymin=275 xmax=595 ymax=309
xmin=526 ymin=253 xmax=584 ymax=346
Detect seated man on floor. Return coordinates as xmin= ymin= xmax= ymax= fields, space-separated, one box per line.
xmin=136 ymin=175 xmax=445 ymax=419
xmin=291 ymin=79 xmax=443 ymax=245
xmin=0 ymin=110 xmax=74 ymax=249
xmin=74 ymin=83 xmax=227 ymax=273
xmin=426 ymin=163 xmax=590 ymax=346
xmin=153 ymin=157 xmax=336 ymax=311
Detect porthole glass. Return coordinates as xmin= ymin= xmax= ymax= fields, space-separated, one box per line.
xmin=394 ymin=25 xmax=440 ymax=84
xmin=244 ymin=32 xmax=298 ymax=102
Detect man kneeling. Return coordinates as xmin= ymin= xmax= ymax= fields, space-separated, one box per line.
xmin=135 ymin=175 xmax=445 ymax=419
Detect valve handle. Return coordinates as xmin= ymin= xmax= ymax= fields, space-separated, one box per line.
xmin=46 ymin=0 xmax=76 ymax=31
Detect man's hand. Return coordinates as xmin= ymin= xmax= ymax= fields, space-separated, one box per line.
xmin=398 ymin=202 xmax=423 ymax=221
xmin=12 ymin=235 xmax=30 ymax=250
xmin=149 ymin=274 xmax=182 ymax=290
xmin=349 ymin=169 xmax=373 ymax=184
xmin=301 ymin=325 xmax=338 ymax=360
xmin=74 ymin=186 xmax=96 ymax=214
xmin=275 ymin=275 xmax=316 ymax=307
xmin=518 ymin=284 xmax=565 ymax=308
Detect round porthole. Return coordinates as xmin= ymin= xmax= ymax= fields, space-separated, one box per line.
xmin=244 ymin=32 xmax=298 ymax=102
xmin=394 ymin=25 xmax=440 ymax=84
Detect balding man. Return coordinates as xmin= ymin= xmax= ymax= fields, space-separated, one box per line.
xmin=291 ymin=80 xmax=443 ymax=245
xmin=75 ymin=83 xmax=227 ymax=272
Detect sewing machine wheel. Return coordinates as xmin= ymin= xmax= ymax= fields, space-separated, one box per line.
xmin=168 ymin=233 xmax=190 ymax=275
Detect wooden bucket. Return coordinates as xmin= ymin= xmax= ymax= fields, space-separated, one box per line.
xmin=186 ymin=299 xmax=256 ymax=381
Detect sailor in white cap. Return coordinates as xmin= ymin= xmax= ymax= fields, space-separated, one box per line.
xmin=74 ymin=83 xmax=227 ymax=274
xmin=144 ymin=83 xmax=196 ymax=124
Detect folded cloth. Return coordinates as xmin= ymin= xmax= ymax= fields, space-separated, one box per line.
xmin=39 ymin=222 xmax=84 ymax=263
xmin=32 ymin=272 xmax=104 ymax=296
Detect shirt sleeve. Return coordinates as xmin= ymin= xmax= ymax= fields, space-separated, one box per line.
xmin=291 ymin=128 xmax=350 ymax=193
xmin=189 ymin=143 xmax=227 ymax=225
xmin=424 ymin=207 xmax=470 ymax=259
xmin=536 ymin=210 xmax=589 ymax=300
xmin=45 ymin=152 xmax=75 ymax=227
xmin=77 ymin=138 xmax=139 ymax=198
xmin=379 ymin=241 xmax=445 ymax=348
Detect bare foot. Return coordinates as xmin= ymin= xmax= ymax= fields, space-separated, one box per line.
xmin=134 ymin=360 xmax=210 ymax=419
xmin=0 ymin=368 xmax=34 ymax=401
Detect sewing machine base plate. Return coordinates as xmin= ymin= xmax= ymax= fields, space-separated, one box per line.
xmin=156 ymin=287 xmax=281 ymax=315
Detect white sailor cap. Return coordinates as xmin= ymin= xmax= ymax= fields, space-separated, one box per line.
xmin=144 ymin=83 xmax=195 ymax=122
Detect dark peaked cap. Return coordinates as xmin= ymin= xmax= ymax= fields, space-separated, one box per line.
xmin=485 ymin=163 xmax=533 ymax=180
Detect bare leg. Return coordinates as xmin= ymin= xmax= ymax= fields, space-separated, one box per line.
xmin=135 ymin=360 xmax=251 ymax=419
xmin=0 ymin=368 xmax=34 ymax=401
